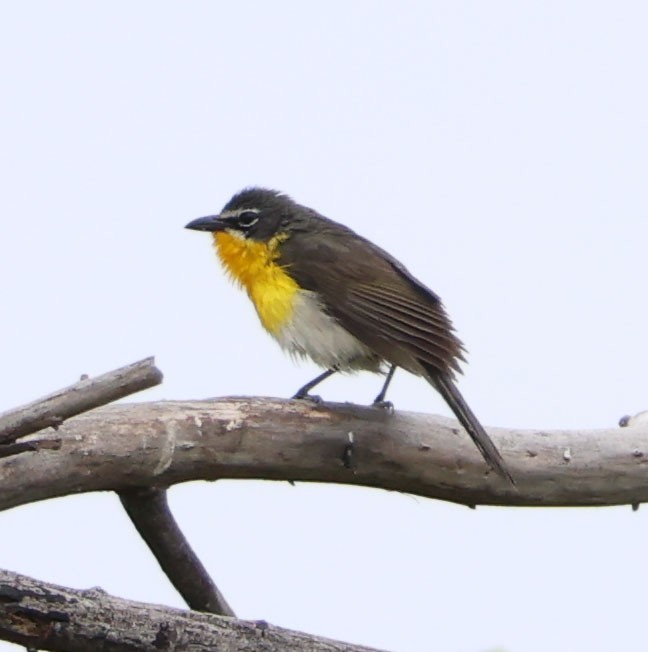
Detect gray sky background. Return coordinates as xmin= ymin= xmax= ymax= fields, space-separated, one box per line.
xmin=2 ymin=2 xmax=648 ymax=651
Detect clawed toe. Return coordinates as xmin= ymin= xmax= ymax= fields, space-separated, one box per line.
xmin=293 ymin=393 xmax=323 ymax=404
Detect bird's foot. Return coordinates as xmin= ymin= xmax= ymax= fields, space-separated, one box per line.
xmin=372 ymin=399 xmax=394 ymax=413
xmin=293 ymin=392 xmax=323 ymax=404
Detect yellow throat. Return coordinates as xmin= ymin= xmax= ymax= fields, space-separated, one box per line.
xmin=213 ymin=231 xmax=298 ymax=334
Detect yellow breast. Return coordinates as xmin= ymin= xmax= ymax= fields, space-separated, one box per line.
xmin=213 ymin=231 xmax=298 ymax=334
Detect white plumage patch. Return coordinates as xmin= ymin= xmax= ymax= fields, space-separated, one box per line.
xmin=272 ymin=289 xmax=380 ymax=372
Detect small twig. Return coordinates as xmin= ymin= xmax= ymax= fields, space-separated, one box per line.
xmin=342 ymin=431 xmax=356 ymax=469
xmin=118 ymin=487 xmax=235 ymax=617
xmin=0 ymin=357 xmax=162 ymax=444
xmin=0 ymin=439 xmax=61 ymax=460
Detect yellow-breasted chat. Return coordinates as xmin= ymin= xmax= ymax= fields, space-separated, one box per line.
xmin=186 ymin=187 xmax=513 ymax=484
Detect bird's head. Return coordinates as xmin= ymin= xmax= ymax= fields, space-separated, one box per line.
xmin=186 ymin=187 xmax=302 ymax=242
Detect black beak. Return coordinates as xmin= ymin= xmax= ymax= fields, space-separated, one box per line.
xmin=185 ymin=215 xmax=228 ymax=232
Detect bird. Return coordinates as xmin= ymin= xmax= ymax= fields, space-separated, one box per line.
xmin=186 ymin=187 xmax=514 ymax=483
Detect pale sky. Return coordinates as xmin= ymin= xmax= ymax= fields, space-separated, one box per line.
xmin=2 ymin=2 xmax=648 ymax=651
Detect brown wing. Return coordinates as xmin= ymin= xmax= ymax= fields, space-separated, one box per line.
xmin=279 ymin=218 xmax=465 ymax=377
xmin=280 ymin=215 xmax=514 ymax=483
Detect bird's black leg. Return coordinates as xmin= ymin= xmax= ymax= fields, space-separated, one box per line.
xmin=373 ymin=365 xmax=396 ymax=408
xmin=293 ymin=368 xmax=338 ymax=400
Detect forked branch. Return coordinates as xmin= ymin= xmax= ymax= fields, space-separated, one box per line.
xmin=0 ymin=359 xmax=235 ymax=619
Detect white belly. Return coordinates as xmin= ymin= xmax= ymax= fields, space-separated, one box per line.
xmin=271 ymin=290 xmax=380 ymax=372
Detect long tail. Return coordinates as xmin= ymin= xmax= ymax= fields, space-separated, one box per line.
xmin=426 ymin=369 xmax=515 ymax=485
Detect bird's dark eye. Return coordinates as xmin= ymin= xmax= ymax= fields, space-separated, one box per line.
xmin=238 ymin=211 xmax=259 ymax=228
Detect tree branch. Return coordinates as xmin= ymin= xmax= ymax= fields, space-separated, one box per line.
xmin=0 ymin=397 xmax=645 ymax=509
xmin=0 ymin=568 xmax=383 ymax=652
xmin=0 ymin=360 xmax=237 ymax=624
xmin=119 ymin=487 xmax=236 ymax=617
xmin=0 ymin=357 xmax=163 ymax=444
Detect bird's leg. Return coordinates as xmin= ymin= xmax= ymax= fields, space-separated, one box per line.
xmin=293 ymin=367 xmax=338 ymax=401
xmin=373 ymin=365 xmax=396 ymax=409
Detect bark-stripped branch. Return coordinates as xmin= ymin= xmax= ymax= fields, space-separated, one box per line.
xmin=0 ymin=357 xmax=162 ymax=444
xmin=0 ymin=568 xmax=382 ymax=652
xmin=0 ymin=397 xmax=645 ymax=509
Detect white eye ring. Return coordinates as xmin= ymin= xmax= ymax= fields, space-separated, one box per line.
xmin=238 ymin=211 xmax=259 ymax=227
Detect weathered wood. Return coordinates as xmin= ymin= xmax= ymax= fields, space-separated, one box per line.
xmin=0 ymin=397 xmax=645 ymax=508
xmin=0 ymin=568 xmax=383 ymax=652
xmin=119 ymin=487 xmax=236 ymax=617
xmin=0 ymin=357 xmax=163 ymax=444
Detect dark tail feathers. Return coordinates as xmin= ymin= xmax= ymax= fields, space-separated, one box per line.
xmin=426 ymin=370 xmax=515 ymax=485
